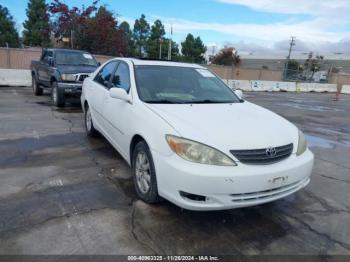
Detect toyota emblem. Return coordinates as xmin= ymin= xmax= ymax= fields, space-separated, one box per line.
xmin=266 ymin=147 xmax=277 ymax=157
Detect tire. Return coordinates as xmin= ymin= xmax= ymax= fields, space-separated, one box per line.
xmin=85 ymin=105 xmax=99 ymax=137
xmin=51 ymin=81 xmax=65 ymax=107
xmin=32 ymin=76 xmax=43 ymax=96
xmin=132 ymin=141 xmax=160 ymax=203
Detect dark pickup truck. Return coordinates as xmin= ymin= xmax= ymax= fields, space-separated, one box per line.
xmin=31 ymin=48 xmax=99 ymax=107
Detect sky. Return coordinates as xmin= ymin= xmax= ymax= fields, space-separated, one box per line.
xmin=2 ymin=0 xmax=350 ymax=53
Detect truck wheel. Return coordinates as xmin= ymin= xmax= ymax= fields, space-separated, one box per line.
xmin=32 ymin=76 xmax=43 ymax=96
xmin=51 ymin=81 xmax=65 ymax=107
xmin=85 ymin=105 xmax=99 ymax=137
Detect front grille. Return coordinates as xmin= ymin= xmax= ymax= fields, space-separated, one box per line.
xmin=230 ymin=143 xmax=293 ymax=165
xmin=78 ymin=74 xmax=89 ymax=82
xmin=230 ymin=178 xmax=307 ymax=203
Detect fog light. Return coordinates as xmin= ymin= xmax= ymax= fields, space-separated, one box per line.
xmin=180 ymin=191 xmax=206 ymax=202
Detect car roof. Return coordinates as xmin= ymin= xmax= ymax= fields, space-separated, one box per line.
xmin=113 ymin=58 xmax=206 ymax=69
xmin=45 ymin=48 xmax=90 ymax=54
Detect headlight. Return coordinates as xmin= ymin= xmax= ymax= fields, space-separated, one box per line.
xmin=61 ymin=74 xmax=77 ymax=81
xmin=297 ymin=130 xmax=307 ymax=156
xmin=166 ymin=135 xmax=236 ymax=166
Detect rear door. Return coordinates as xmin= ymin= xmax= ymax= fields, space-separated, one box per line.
xmin=88 ymin=61 xmax=118 ymax=132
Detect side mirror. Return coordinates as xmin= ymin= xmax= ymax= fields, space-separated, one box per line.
xmin=109 ymin=88 xmax=131 ymax=103
xmin=235 ymin=90 xmax=244 ymax=99
xmin=97 ymin=62 xmax=101 ymax=66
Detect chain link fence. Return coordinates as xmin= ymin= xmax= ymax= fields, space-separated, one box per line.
xmin=283 ymin=61 xmax=350 ymax=83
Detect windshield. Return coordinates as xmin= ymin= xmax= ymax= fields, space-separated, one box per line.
xmin=135 ymin=66 xmax=241 ymax=104
xmin=55 ymin=51 xmax=98 ymax=66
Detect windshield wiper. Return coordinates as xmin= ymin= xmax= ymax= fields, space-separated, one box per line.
xmin=189 ymin=99 xmax=233 ymax=104
xmin=144 ymin=99 xmax=185 ymax=104
xmin=76 ymin=63 xmax=96 ymax=66
xmin=57 ymin=63 xmax=95 ymax=66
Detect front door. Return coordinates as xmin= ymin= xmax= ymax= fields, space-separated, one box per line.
xmin=103 ymin=61 xmax=133 ymax=157
xmin=89 ymin=61 xmax=118 ymax=132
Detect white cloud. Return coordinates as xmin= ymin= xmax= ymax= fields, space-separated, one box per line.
xmin=224 ymin=39 xmax=350 ymax=53
xmin=215 ymin=0 xmax=350 ymax=18
xmin=153 ymin=16 xmax=349 ymax=43
xmin=120 ymin=0 xmax=350 ymax=53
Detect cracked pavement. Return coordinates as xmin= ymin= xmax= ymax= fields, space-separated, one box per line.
xmin=0 ymin=87 xmax=349 ymax=255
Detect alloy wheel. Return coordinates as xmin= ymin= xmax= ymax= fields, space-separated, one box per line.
xmin=86 ymin=108 xmax=92 ymax=131
xmin=135 ymin=151 xmax=151 ymax=194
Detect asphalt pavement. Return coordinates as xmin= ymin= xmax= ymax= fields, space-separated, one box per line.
xmin=0 ymin=87 xmax=349 ymax=255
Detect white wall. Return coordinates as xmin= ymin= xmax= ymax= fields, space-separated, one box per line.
xmin=341 ymin=85 xmax=350 ymax=94
xmin=0 ymin=69 xmax=31 ymax=87
xmin=250 ymin=80 xmax=296 ymax=92
xmin=227 ymin=80 xmax=252 ymax=91
xmin=296 ymin=82 xmax=337 ymax=93
xmin=0 ymin=69 xmax=346 ymax=94
xmin=225 ymin=79 xmax=338 ymax=93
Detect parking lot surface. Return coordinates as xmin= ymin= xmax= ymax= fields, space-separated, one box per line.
xmin=0 ymin=87 xmax=349 ymax=255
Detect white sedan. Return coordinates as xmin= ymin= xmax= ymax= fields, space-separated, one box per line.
xmin=81 ymin=58 xmax=314 ymax=211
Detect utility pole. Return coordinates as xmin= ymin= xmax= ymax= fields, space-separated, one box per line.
xmin=159 ymin=38 xmax=163 ymax=60
xmin=284 ymin=36 xmax=296 ymax=80
xmin=168 ymin=24 xmax=173 ymax=61
xmin=70 ymin=30 xmax=74 ymax=49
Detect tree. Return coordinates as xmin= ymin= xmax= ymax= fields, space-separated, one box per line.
xmin=284 ymin=59 xmax=301 ymax=80
xmin=82 ymin=6 xmax=125 ymax=56
xmin=303 ymin=52 xmax=324 ymax=80
xmin=23 ymin=0 xmax=51 ymax=47
xmin=0 ymin=5 xmax=20 ymax=47
xmin=163 ymin=39 xmax=180 ymax=60
xmin=146 ymin=19 xmax=166 ymax=59
xmin=119 ymin=21 xmax=136 ymax=57
xmin=181 ymin=34 xmax=206 ymax=63
xmin=287 ymin=59 xmax=300 ymax=71
xmin=133 ymin=14 xmax=150 ymax=57
xmin=211 ymin=47 xmax=241 ymax=66
xmin=49 ymin=0 xmax=98 ymax=48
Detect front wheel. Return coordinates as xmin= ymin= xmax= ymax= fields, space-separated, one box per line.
xmin=32 ymin=77 xmax=43 ymax=96
xmin=51 ymin=81 xmax=65 ymax=107
xmin=85 ymin=105 xmax=99 ymax=137
xmin=132 ymin=141 xmax=160 ymax=203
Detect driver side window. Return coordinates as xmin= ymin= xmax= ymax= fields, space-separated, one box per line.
xmin=111 ymin=62 xmax=130 ymax=92
xmin=41 ymin=51 xmax=53 ymax=64
xmin=94 ymin=61 xmax=118 ymax=88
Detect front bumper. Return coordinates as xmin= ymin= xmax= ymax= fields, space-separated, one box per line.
xmin=152 ymin=149 xmax=314 ymax=211
xmin=57 ymin=82 xmax=83 ymax=95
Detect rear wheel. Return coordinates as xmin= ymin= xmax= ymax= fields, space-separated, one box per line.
xmin=132 ymin=141 xmax=160 ymax=203
xmin=51 ymin=81 xmax=65 ymax=107
xmin=85 ymin=105 xmax=99 ymax=137
xmin=32 ymin=76 xmax=43 ymax=96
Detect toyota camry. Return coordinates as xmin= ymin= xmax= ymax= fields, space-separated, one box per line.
xmin=81 ymin=58 xmax=314 ymax=211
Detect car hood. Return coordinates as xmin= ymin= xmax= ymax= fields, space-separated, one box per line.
xmin=56 ymin=65 xmax=97 ymax=74
xmin=145 ymin=101 xmax=298 ymax=153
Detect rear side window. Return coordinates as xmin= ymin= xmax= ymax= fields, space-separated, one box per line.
xmin=111 ymin=62 xmax=130 ymax=92
xmin=94 ymin=62 xmax=118 ymax=88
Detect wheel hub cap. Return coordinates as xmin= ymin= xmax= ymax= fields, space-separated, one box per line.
xmin=86 ymin=109 xmax=92 ymax=131
xmin=135 ymin=152 xmax=151 ymax=194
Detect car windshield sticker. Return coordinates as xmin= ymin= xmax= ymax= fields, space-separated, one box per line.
xmin=196 ymin=69 xmax=215 ymax=78
xmin=83 ymin=54 xmax=93 ymax=59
